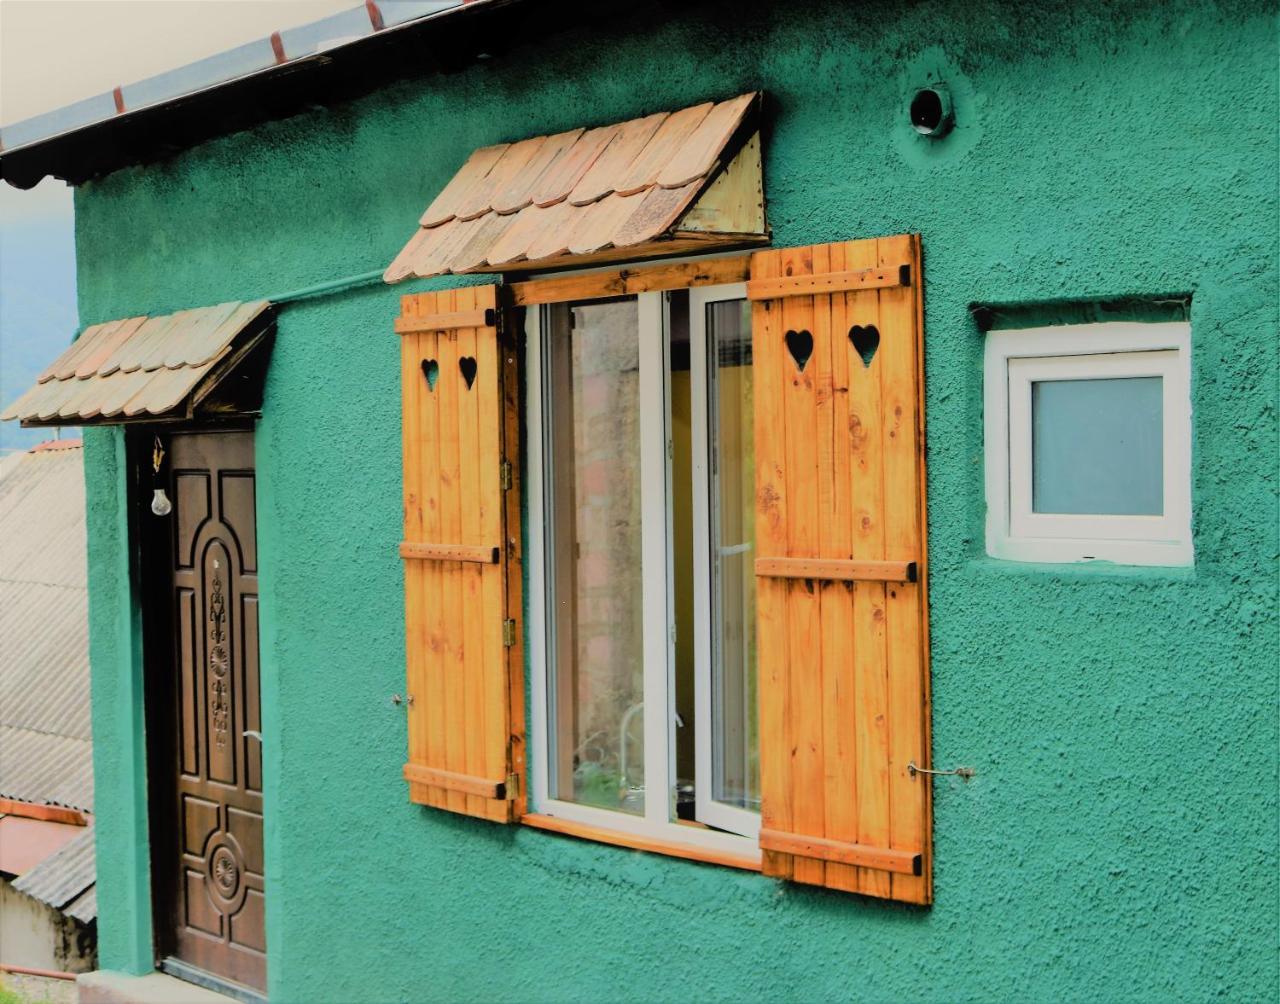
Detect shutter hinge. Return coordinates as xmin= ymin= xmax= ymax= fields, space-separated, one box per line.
xmin=500 ymin=459 xmax=513 ymax=491
xmin=503 ymin=619 xmax=517 ymax=647
xmin=506 ymin=770 xmax=521 ymax=800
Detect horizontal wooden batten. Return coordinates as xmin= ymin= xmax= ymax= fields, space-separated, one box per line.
xmin=399 ymin=541 xmax=501 ymax=564
xmin=403 ymin=763 xmax=508 ymax=799
xmin=759 ymin=829 xmax=922 ymax=876
xmin=754 ymin=557 xmax=918 ymax=583
xmin=394 ymin=307 xmax=496 ymax=334
xmin=507 ymin=255 xmax=751 ymax=306
xmin=522 ymin=814 xmax=763 ymax=873
xmin=0 ymin=798 xmax=88 ymax=826
xmin=746 ymin=263 xmax=911 ymax=300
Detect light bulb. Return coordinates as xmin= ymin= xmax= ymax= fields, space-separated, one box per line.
xmin=151 ymin=488 xmax=173 ymax=516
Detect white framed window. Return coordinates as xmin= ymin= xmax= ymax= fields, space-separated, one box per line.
xmin=984 ymin=321 xmax=1193 ymax=567
xmin=525 ymin=283 xmax=761 ymax=861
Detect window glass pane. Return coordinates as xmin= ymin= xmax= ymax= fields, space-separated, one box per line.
xmin=708 ymin=299 xmax=759 ymax=813
xmin=545 ymin=299 xmax=645 ymax=815
xmin=1032 ymin=376 xmax=1164 ymax=515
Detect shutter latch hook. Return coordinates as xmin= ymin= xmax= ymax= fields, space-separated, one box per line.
xmin=908 ymin=761 xmax=975 ymax=781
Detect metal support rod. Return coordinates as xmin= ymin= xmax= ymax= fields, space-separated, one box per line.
xmin=267 ymin=268 xmax=386 ymax=305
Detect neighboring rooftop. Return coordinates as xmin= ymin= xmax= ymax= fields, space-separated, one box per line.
xmin=12 ymin=825 xmax=97 ymax=924
xmin=0 ymin=439 xmax=92 ymax=814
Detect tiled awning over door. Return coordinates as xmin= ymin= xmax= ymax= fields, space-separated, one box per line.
xmin=385 ymin=92 xmax=767 ymax=282
xmin=2 ymin=300 xmax=273 ymax=427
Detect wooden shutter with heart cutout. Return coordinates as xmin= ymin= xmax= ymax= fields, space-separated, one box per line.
xmin=750 ymin=235 xmax=933 ymax=903
xmin=396 ymin=284 xmax=524 ymax=822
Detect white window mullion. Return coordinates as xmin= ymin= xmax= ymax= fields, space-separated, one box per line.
xmin=638 ymin=291 xmax=671 ymax=829
xmin=525 ymin=304 xmax=551 ymax=812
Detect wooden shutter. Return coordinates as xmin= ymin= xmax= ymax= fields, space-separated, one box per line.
xmin=750 ymin=235 xmax=932 ymax=903
xmin=396 ymin=285 xmax=524 ymax=822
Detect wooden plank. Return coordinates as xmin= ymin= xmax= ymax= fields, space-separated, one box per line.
xmin=677 ymin=132 xmax=765 ymax=236
xmin=417 ymin=294 xmax=449 ymax=810
xmin=746 ymin=264 xmax=910 ymax=301
xmin=615 ymin=101 xmax=713 ymax=197
xmin=454 ymin=287 xmax=487 ymax=818
xmin=516 ymin=198 xmax=579 ymax=264
xmin=879 ymin=233 xmax=931 ymax=904
xmin=434 ymin=289 xmax=466 ymax=814
xmin=779 ymin=242 xmax=825 ymax=888
xmin=656 ymin=92 xmax=758 ymax=189
xmin=565 ymin=191 xmax=643 ymax=256
xmin=454 ymin=136 xmax=548 ymax=223
xmin=751 ymin=247 xmax=793 ymax=881
xmin=754 ymin=557 xmax=916 ymax=582
xmin=420 ymin=143 xmax=508 ymax=227
xmin=809 ymin=240 xmax=846 ymax=892
xmin=844 ymin=236 xmax=891 ymax=899
xmin=611 ymin=183 xmax=702 ymax=249
xmin=758 ymin=829 xmax=920 ymax=876
xmin=400 ymin=292 xmax=431 ymax=806
xmin=471 ymin=233 xmax=766 ymax=279
xmin=402 ymin=763 xmax=507 ymax=800
xmin=501 ymin=307 xmax=527 ymax=819
xmin=395 ymin=308 xmax=495 ymax=334
xmin=492 ymin=128 xmax=584 ymax=215
xmin=530 ymin=124 xmax=619 ymax=208
xmin=475 ymin=288 xmax=509 ymax=822
xmin=818 ymin=238 xmax=859 ymax=894
xmin=568 ymin=112 xmax=667 ymax=206
xmin=399 ymin=542 xmax=500 ymax=563
xmin=911 ymin=231 xmax=935 ymax=906
xmin=507 ymin=254 xmax=750 ymax=306
xmin=0 ymin=799 xmax=88 ymax=826
xmin=522 ymin=814 xmax=762 ymax=873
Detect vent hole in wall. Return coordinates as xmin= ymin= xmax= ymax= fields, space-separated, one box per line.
xmin=910 ymin=86 xmax=954 ymax=137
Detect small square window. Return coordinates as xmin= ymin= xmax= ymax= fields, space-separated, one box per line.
xmin=984 ymin=321 xmax=1193 ymax=566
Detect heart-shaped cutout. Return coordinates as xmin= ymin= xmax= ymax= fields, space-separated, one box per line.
xmin=849 ymin=324 xmax=880 ymax=367
xmin=459 ymin=356 xmax=478 ymax=390
xmin=421 ymin=358 xmax=439 ymax=391
xmin=785 ymin=329 xmax=814 ymax=372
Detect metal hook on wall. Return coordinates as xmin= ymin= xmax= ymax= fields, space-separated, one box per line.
xmin=908 ymin=761 xmax=975 ymax=781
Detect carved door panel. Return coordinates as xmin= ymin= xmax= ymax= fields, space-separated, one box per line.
xmin=153 ymin=430 xmax=266 ymax=995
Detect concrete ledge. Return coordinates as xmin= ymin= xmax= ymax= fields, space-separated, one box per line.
xmin=77 ymin=971 xmax=240 ymax=1004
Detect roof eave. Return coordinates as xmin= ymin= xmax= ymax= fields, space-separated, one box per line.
xmin=0 ymin=0 xmax=538 ymax=189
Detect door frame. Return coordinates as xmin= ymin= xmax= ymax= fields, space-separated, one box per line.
xmin=132 ymin=421 xmax=269 ymax=1004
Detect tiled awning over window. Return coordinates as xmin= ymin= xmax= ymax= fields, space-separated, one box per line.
xmin=2 ymin=300 xmax=273 ymax=427
xmin=385 ymin=92 xmax=767 ymax=282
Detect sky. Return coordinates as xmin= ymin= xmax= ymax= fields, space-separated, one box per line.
xmin=0 ymin=0 xmax=352 ymax=452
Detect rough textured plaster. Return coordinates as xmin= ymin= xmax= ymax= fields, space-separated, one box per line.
xmin=78 ymin=0 xmax=1278 ymax=1000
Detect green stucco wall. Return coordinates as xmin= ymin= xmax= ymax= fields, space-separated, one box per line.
xmin=77 ymin=1 xmax=1278 ymax=1000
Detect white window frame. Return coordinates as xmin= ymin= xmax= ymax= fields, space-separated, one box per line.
xmin=984 ymin=320 xmax=1193 ymax=567
xmin=689 ymin=283 xmax=761 ymax=840
xmin=525 ymin=287 xmax=761 ymax=861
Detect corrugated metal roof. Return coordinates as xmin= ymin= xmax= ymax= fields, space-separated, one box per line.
xmin=11 ymin=826 xmax=96 ymax=920
xmin=0 ymin=442 xmax=93 ymax=813
xmin=1 ymin=300 xmax=272 ymax=428
xmin=384 ymin=92 xmax=763 ymax=281
xmin=0 ymin=816 xmax=84 ymax=875
xmin=64 ymin=884 xmax=97 ymax=925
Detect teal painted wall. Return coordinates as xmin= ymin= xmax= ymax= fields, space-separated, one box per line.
xmin=77 ymin=1 xmax=1278 ymax=1000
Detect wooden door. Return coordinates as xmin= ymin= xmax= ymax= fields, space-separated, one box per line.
xmin=150 ymin=430 xmax=266 ymax=995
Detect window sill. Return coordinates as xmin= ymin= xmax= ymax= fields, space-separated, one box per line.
xmin=521 ymin=813 xmax=762 ymax=873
